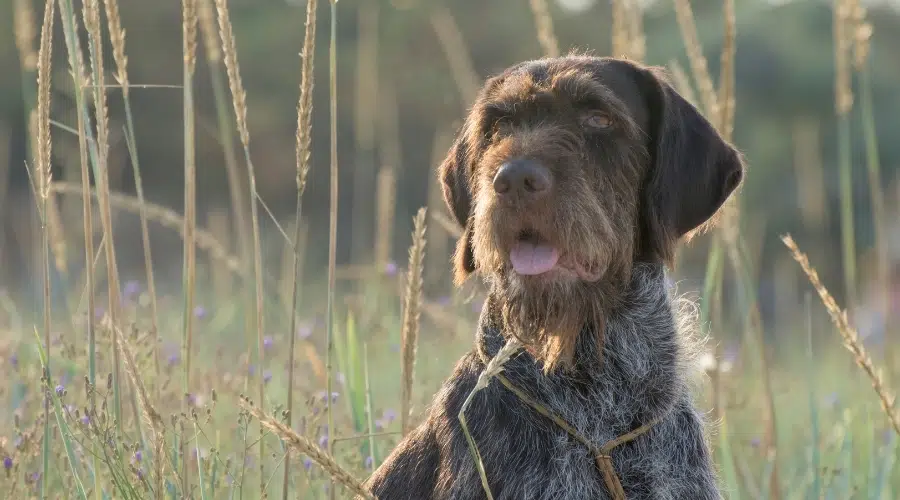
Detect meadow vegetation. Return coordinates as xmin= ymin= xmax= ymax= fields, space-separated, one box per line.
xmin=0 ymin=0 xmax=898 ymax=499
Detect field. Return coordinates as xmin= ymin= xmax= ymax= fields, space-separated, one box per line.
xmin=1 ymin=0 xmax=899 ymax=499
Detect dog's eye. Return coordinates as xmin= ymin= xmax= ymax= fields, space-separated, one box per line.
xmin=582 ymin=112 xmax=612 ymax=130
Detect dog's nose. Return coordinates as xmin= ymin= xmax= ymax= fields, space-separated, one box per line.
xmin=492 ymin=159 xmax=552 ymax=199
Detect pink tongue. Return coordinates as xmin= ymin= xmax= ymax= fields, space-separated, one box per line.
xmin=510 ymin=242 xmax=559 ymax=275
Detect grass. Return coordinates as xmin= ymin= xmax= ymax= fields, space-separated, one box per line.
xmin=2 ymin=0 xmax=899 ymax=499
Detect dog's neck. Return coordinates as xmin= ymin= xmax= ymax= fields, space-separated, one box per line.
xmin=476 ymin=262 xmax=695 ymax=422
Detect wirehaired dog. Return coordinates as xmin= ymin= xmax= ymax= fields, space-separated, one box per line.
xmin=365 ymin=55 xmax=743 ymax=499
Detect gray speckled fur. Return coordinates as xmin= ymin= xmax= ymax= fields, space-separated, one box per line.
xmin=366 ymin=263 xmax=722 ymax=499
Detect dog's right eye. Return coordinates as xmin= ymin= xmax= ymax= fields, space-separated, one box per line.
xmin=581 ymin=112 xmax=613 ymax=130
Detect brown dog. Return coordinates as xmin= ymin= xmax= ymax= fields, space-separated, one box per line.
xmin=365 ymin=55 xmax=742 ymax=499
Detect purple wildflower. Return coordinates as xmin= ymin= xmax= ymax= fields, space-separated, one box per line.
xmin=384 ymin=260 xmax=398 ymax=276
xmin=134 ymin=450 xmax=142 ymax=463
xmin=297 ymin=323 xmax=313 ymax=340
xmin=263 ymin=370 xmax=272 ymax=383
xmin=136 ymin=468 xmax=145 ymax=481
xmin=193 ymin=306 xmax=207 ymax=319
xmin=382 ymin=408 xmax=397 ymax=423
xmin=10 ymin=353 xmax=18 ymax=368
xmin=303 ymin=457 xmax=312 ymax=470
xmin=318 ymin=435 xmax=328 ymax=448
xmin=365 ymin=456 xmax=373 ymax=469
xmin=167 ymin=352 xmax=180 ymax=367
xmin=248 ymin=365 xmax=256 ymax=376
xmin=3 ymin=457 xmax=11 ymax=470
xmin=55 ymin=384 xmax=65 ymax=397
xmin=80 ymin=415 xmax=90 ymax=426
xmin=123 ymin=280 xmax=141 ymax=301
xmin=263 ymin=336 xmax=273 ymax=350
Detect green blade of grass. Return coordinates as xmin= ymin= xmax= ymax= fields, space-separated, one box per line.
xmin=32 ymin=327 xmax=89 ymax=500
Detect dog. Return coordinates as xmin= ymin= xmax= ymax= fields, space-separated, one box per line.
xmin=364 ymin=54 xmax=743 ymax=499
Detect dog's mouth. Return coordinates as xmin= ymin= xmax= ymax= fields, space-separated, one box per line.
xmin=507 ymin=229 xmax=603 ymax=282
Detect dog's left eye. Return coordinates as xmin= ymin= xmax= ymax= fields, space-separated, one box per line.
xmin=582 ymin=112 xmax=612 ymax=130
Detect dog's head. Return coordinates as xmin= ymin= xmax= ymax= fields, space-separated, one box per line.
xmin=440 ymin=55 xmax=744 ymax=371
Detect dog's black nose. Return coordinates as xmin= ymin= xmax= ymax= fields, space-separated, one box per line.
xmin=493 ymin=159 xmax=552 ymax=199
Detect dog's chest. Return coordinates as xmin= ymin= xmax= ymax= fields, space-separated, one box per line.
xmin=447 ymin=375 xmax=670 ymax=500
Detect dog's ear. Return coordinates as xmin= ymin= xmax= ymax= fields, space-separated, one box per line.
xmin=634 ymin=65 xmax=744 ymax=264
xmin=439 ymin=133 xmax=476 ymax=285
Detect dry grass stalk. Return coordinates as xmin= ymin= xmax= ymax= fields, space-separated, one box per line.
xmin=46 ymin=194 xmax=68 ymax=274
xmin=207 ymin=208 xmax=233 ymax=293
xmin=671 ymin=0 xmax=719 ymax=122
xmin=238 ymin=396 xmax=377 ymax=499
xmin=35 ymin=2 xmax=55 ymax=494
xmin=718 ymin=0 xmax=736 ymax=142
xmin=458 ymin=337 xmax=523 ymax=500
xmin=182 ymin=0 xmax=199 ymax=398
xmin=213 ymin=0 xmax=250 ymax=147
xmin=791 ymin=118 xmax=827 ymax=230
xmin=102 ymin=0 xmax=128 ymax=95
xmin=400 ymin=208 xmax=427 ymax=436
xmin=624 ymin=1 xmax=645 ymax=62
xmin=212 ymin=0 xmax=268 ymax=492
xmin=351 ymin=0 xmax=379 ymax=267
xmin=326 ymin=5 xmax=340 ymax=497
xmin=527 ymin=0 xmax=559 ymax=57
xmin=285 ymin=0 xmax=318 ymax=495
xmin=429 ymin=5 xmax=481 ymax=107
xmin=103 ymin=0 xmax=163 ymax=399
xmin=426 ymin=127 xmax=454 ymax=289
xmin=611 ymin=0 xmax=629 ymax=59
xmin=375 ymin=167 xmax=396 ymax=271
xmin=104 ymin=317 xmax=167 ymax=497
xmin=14 ymin=0 xmax=38 ymax=71
xmin=84 ymin=0 xmax=125 ymax=421
xmin=197 ymin=0 xmax=221 ymax=62
xmin=782 ymin=235 xmax=900 ymax=436
xmin=51 ymin=182 xmax=245 ymax=278
xmin=833 ymin=0 xmax=854 ymax=116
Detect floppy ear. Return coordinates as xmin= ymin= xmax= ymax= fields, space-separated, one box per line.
xmin=439 ymin=134 xmax=476 ymax=285
xmin=635 ymin=65 xmax=744 ymax=264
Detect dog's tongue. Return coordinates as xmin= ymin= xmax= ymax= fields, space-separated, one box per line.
xmin=510 ymin=242 xmax=559 ymax=275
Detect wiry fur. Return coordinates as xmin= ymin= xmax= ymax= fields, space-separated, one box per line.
xmin=366 ymin=266 xmax=719 ymax=499
xmin=366 ymin=55 xmax=742 ymax=499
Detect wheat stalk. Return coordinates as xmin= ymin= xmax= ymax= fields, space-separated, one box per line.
xmin=401 ymin=208 xmax=427 ymax=436
xmin=35 ymin=1 xmax=55 ymax=495
xmin=459 ymin=337 xmax=524 ymax=500
xmin=671 ymin=0 xmax=719 ymax=122
xmin=83 ymin=0 xmax=125 ymax=425
xmin=284 ymin=0 xmax=318 ymax=496
xmin=782 ymin=235 xmax=899 ymax=436
xmin=239 ymin=396 xmax=377 ymax=499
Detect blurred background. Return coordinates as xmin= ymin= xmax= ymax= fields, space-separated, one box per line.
xmin=1 ymin=1 xmax=900 ymax=496
xmin=1 ymin=0 xmax=899 ymax=335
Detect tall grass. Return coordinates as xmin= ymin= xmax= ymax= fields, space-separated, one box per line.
xmin=3 ymin=1 xmax=899 ymax=499
xmin=284 ymin=0 xmax=318 ymax=496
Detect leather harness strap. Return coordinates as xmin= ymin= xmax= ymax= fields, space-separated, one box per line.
xmin=493 ymin=373 xmax=663 ymax=500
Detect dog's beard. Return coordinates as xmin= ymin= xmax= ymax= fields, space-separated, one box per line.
xmin=472 ymin=205 xmax=629 ymax=373
xmin=496 ymin=273 xmax=606 ymax=373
